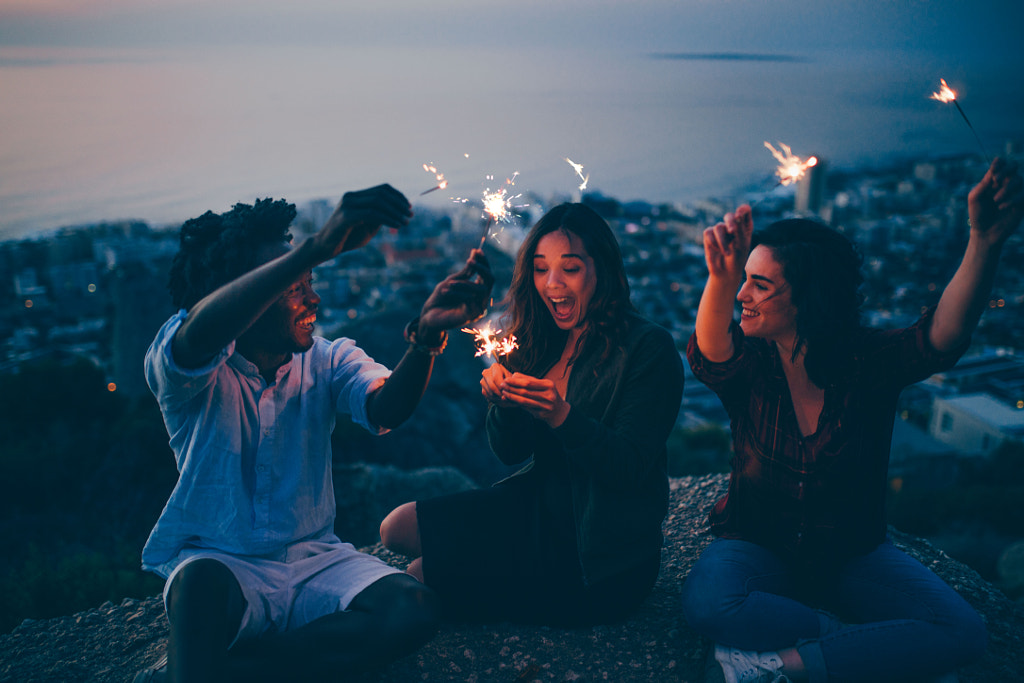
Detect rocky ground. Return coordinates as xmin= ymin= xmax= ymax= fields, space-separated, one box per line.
xmin=2 ymin=474 xmax=1022 ymax=682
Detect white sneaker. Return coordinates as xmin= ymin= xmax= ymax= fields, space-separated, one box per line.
xmin=714 ymin=645 xmax=790 ymax=683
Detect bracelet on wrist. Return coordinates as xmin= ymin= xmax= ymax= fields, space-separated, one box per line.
xmin=403 ymin=316 xmax=448 ymax=356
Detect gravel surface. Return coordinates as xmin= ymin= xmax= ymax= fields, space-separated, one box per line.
xmin=3 ymin=475 xmax=1021 ymax=682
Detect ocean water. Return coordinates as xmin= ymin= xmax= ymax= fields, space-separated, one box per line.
xmin=1 ymin=43 xmax=1021 ymax=241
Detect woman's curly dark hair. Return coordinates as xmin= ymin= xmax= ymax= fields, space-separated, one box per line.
xmin=752 ymin=218 xmax=865 ymax=387
xmin=167 ymin=198 xmax=297 ymax=310
xmin=502 ymin=203 xmax=635 ymax=375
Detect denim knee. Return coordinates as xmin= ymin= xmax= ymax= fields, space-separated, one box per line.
xmin=680 ymin=569 xmax=719 ymax=635
xmin=924 ymin=582 xmax=988 ymax=668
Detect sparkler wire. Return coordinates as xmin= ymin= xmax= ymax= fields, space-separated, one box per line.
xmin=931 ymin=79 xmax=990 ymax=161
xmin=953 ymin=101 xmax=991 ymax=161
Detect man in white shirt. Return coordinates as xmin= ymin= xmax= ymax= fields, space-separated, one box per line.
xmin=137 ymin=184 xmax=493 ymax=683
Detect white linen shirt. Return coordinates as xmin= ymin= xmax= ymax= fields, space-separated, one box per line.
xmin=141 ymin=310 xmax=391 ymax=571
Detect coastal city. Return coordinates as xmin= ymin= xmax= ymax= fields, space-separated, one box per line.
xmin=2 ymin=144 xmax=1024 ymax=649
xmin=3 ymin=149 xmax=1023 ymax=476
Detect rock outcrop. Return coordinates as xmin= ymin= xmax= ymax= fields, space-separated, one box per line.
xmin=3 ymin=475 xmax=1022 ymax=682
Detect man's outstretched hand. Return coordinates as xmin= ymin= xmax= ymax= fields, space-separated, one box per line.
xmin=417 ymin=248 xmax=495 ymax=341
xmin=312 ymin=184 xmax=413 ymax=261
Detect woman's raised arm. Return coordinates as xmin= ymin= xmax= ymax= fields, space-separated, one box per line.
xmin=695 ymin=205 xmax=753 ymax=362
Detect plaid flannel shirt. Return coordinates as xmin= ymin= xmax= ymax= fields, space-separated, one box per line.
xmin=686 ymin=308 xmax=967 ymax=566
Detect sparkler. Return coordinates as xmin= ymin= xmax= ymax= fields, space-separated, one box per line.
xmin=930 ymin=78 xmax=989 ymax=160
xmin=565 ymin=157 xmax=589 ymax=191
xmin=764 ymin=141 xmax=818 ymax=187
xmin=419 ymin=163 xmax=448 ymax=196
xmin=746 ymin=142 xmax=818 ymax=211
xmin=461 ymin=323 xmax=518 ymax=361
xmin=478 ymin=172 xmax=524 ymax=247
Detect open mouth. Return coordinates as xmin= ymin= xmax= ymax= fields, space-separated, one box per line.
xmin=741 ymin=308 xmax=759 ymax=318
xmin=297 ymin=312 xmax=317 ymax=331
xmin=549 ymin=296 xmax=575 ymax=322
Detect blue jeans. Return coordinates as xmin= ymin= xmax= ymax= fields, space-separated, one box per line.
xmin=681 ymin=538 xmax=986 ymax=683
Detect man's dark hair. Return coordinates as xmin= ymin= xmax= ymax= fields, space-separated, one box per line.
xmin=168 ymin=198 xmax=296 ymax=310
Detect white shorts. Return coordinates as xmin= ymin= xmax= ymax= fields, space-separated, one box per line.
xmin=159 ymin=539 xmax=402 ymax=645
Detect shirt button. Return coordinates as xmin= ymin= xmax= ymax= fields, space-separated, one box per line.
xmin=263 ymin=428 xmax=270 ymax=436
xmin=256 ymin=465 xmax=265 ymax=473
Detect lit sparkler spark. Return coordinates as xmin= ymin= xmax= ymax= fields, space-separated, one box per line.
xmin=930 ymin=78 xmax=956 ymax=103
xmin=565 ymin=157 xmax=590 ymax=191
xmin=478 ymin=172 xmax=524 ymax=246
xmin=419 ymin=163 xmax=448 ymax=196
xmin=482 ymin=172 xmax=521 ymax=224
xmin=764 ymin=141 xmax=818 ymax=186
xmin=461 ymin=323 xmax=518 ymax=359
xmin=930 ymin=78 xmax=989 ymax=160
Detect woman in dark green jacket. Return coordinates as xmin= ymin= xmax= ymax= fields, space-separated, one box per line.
xmin=380 ymin=203 xmax=684 ymax=624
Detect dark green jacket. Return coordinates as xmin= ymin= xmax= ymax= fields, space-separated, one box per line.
xmin=486 ymin=313 xmax=685 ymax=584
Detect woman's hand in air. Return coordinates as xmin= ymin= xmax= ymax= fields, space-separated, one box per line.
xmin=703 ymin=204 xmax=753 ymax=284
xmin=968 ymin=157 xmax=1024 ymax=250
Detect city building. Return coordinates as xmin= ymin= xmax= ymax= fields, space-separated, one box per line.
xmin=929 ymin=393 xmax=1024 ymax=456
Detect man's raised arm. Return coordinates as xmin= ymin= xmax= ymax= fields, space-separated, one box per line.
xmin=173 ymin=185 xmax=412 ymax=368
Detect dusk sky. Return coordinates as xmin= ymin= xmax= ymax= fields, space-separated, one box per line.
xmin=2 ymin=1 xmax=1019 ymax=54
xmin=1 ymin=1 xmax=1022 ymax=239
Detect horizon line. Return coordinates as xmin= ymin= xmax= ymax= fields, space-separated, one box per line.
xmin=649 ymin=52 xmax=810 ymax=63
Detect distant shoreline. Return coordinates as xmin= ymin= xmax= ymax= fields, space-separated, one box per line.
xmin=0 ymin=149 xmax=994 ymax=246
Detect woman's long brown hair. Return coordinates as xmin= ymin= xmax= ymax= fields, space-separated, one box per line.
xmin=502 ymin=203 xmax=635 ymax=376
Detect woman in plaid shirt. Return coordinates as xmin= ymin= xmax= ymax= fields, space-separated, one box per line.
xmin=682 ymin=158 xmax=1022 ymax=683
